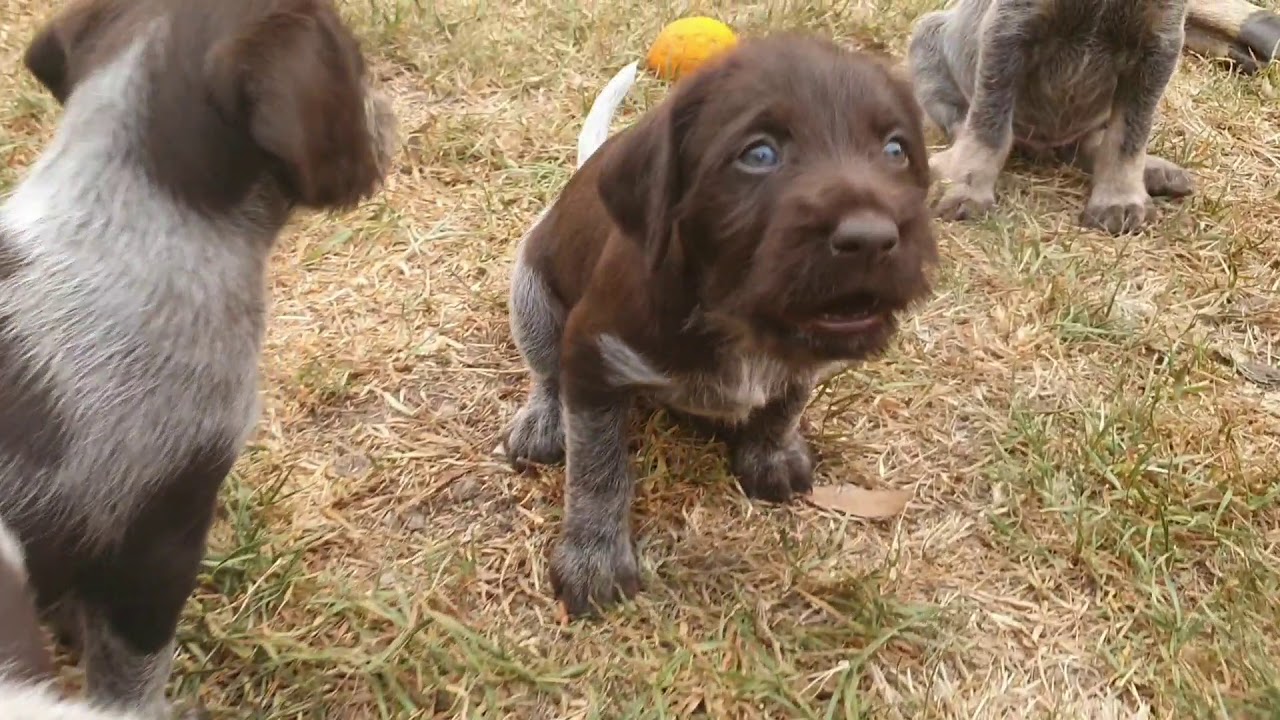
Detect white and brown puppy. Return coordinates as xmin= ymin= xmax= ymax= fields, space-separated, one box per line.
xmin=503 ymin=35 xmax=938 ymax=618
xmin=909 ymin=0 xmax=1194 ymax=235
xmin=0 ymin=0 xmax=395 ymax=716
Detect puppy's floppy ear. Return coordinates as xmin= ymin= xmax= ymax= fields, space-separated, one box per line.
xmin=596 ymin=67 xmax=718 ymax=273
xmin=205 ymin=0 xmax=388 ymax=209
xmin=22 ymin=24 xmax=70 ymax=102
xmin=22 ymin=0 xmax=126 ymax=104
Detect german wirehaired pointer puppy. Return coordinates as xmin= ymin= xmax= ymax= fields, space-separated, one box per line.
xmin=503 ymin=35 xmax=938 ymax=618
xmin=909 ymin=0 xmax=1195 ymax=234
xmin=0 ymin=0 xmax=395 ymax=715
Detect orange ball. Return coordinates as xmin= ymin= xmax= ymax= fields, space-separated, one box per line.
xmin=644 ymin=17 xmax=739 ymax=82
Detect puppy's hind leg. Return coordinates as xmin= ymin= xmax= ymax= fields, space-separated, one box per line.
xmin=504 ymin=249 xmax=567 ymax=467
xmin=1060 ymin=130 xmax=1195 ymax=200
xmin=78 ymin=448 xmax=230 ymax=720
xmin=1186 ymin=0 xmax=1280 ymax=73
xmin=907 ymin=10 xmax=970 ymax=141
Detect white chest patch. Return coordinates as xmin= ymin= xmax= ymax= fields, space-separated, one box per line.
xmin=597 ymin=333 xmax=801 ymax=424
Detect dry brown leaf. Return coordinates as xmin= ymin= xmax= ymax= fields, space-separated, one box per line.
xmin=805 ymin=484 xmax=912 ymax=519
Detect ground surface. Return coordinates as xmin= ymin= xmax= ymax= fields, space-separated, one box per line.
xmin=2 ymin=0 xmax=1279 ymax=718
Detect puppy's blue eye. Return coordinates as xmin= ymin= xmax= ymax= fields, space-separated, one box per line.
xmin=737 ymin=139 xmax=781 ymax=171
xmin=883 ymin=138 xmax=906 ymax=161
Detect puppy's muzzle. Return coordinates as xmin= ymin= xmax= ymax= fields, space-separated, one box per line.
xmin=829 ymin=210 xmax=899 ymax=256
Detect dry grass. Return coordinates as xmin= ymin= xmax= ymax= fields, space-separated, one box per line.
xmin=3 ymin=0 xmax=1280 ymax=717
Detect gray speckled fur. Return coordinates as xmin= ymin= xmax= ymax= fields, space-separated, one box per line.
xmin=0 ymin=32 xmax=265 ymax=720
xmin=0 ymin=34 xmax=266 ymax=551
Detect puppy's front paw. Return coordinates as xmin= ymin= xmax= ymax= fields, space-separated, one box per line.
xmin=934 ymin=185 xmax=996 ymax=221
xmin=1081 ymin=189 xmax=1154 ymax=234
xmin=504 ymin=395 xmax=565 ymax=467
xmin=550 ymin=532 xmax=640 ymax=618
xmin=930 ymin=147 xmax=997 ymax=221
xmin=730 ymin=433 xmax=814 ymax=503
xmin=1143 ymin=156 xmax=1194 ymax=198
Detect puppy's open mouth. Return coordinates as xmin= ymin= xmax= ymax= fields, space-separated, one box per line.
xmin=799 ymin=292 xmax=890 ymax=334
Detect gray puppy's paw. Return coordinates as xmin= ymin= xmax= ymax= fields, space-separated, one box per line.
xmin=503 ymin=394 xmax=565 ymax=468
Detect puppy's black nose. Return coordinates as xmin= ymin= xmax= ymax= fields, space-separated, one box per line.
xmin=829 ymin=212 xmax=899 ymax=254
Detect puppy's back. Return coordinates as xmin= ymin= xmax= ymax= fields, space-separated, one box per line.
xmin=519 ymin=135 xmax=633 ymax=311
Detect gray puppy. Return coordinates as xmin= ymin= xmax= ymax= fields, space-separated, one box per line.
xmin=908 ymin=0 xmax=1194 ymax=234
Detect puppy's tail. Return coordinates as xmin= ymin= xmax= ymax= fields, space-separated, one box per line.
xmin=0 ymin=517 xmax=55 ymax=687
xmin=577 ymin=61 xmax=638 ymax=168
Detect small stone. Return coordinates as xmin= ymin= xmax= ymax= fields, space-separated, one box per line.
xmin=447 ymin=477 xmax=482 ymax=503
xmin=331 ymin=453 xmax=373 ymax=478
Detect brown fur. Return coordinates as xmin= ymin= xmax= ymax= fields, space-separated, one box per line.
xmin=505 ymin=35 xmax=938 ymax=617
xmin=23 ymin=0 xmax=392 ymax=217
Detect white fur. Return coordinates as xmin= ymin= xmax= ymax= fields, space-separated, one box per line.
xmin=0 ymin=517 xmax=27 ymax=581
xmin=596 ymin=333 xmax=800 ymax=424
xmin=0 ymin=25 xmax=265 ymax=548
xmin=0 ymin=679 xmax=144 ymax=720
xmin=597 ymin=333 xmax=670 ymax=390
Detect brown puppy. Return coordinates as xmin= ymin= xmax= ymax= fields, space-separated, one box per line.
xmin=504 ymin=35 xmax=938 ymax=618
